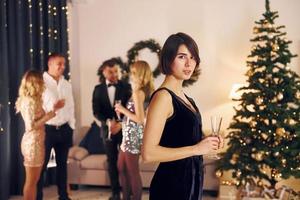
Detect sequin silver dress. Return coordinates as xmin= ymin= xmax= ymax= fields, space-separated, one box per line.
xmin=120 ymin=99 xmax=144 ymax=154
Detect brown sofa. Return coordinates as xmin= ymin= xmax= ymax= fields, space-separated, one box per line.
xmin=67 ymin=127 xmax=219 ymax=190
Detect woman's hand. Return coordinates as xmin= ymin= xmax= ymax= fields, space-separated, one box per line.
xmin=109 ymin=119 xmax=122 ymax=135
xmin=217 ymin=135 xmax=225 ymax=149
xmin=193 ymin=136 xmax=222 ymax=156
xmin=53 ymin=99 xmax=65 ymax=112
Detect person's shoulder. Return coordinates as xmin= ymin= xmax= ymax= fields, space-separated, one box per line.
xmin=133 ymin=89 xmax=146 ymax=99
xmin=94 ymin=82 xmax=104 ymax=89
xmin=19 ymin=97 xmax=33 ymax=111
xmin=61 ymin=77 xmax=72 ymax=86
xmin=118 ymin=80 xmax=131 ymax=89
xmin=119 ymin=80 xmax=130 ymax=86
xmin=150 ymin=88 xmax=172 ymax=104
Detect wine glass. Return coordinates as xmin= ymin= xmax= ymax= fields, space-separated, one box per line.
xmin=114 ymin=99 xmax=122 ymax=122
xmin=107 ymin=119 xmax=112 ymax=141
xmin=209 ymin=116 xmax=222 ymax=159
xmin=211 ymin=116 xmax=222 ymax=136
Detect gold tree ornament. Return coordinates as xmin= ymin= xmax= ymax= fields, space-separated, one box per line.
xmin=277 ymin=92 xmax=284 ymax=101
xmin=272 ymin=44 xmax=279 ymax=51
xmin=255 ymin=151 xmax=264 ymax=161
xmin=259 ymin=105 xmax=266 ymax=110
xmin=230 ymin=158 xmax=237 ymax=165
xmin=215 ymin=170 xmax=223 ymax=178
xmin=287 ymin=118 xmax=296 ymax=125
xmin=273 ymin=77 xmax=279 ymax=84
xmin=257 ymin=180 xmax=263 ymax=187
xmin=250 ymin=121 xmax=257 ymax=127
xmin=230 ymin=154 xmax=239 ymax=165
xmin=276 ymin=128 xmax=286 ymax=136
xmin=273 ymin=152 xmax=280 ymax=157
xmin=256 ymin=96 xmax=264 ymax=105
xmin=246 ymin=69 xmax=253 ymax=76
xmin=272 ymin=68 xmax=279 ymax=73
xmin=295 ymin=91 xmax=300 ymax=99
xmin=264 ymin=119 xmax=270 ymax=125
xmin=271 ymin=51 xmax=277 ymax=57
xmin=262 ymin=133 xmax=268 ymax=140
xmin=275 ymin=173 xmax=282 ymax=181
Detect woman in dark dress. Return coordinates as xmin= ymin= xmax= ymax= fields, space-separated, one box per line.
xmin=142 ymin=32 xmax=224 ymax=200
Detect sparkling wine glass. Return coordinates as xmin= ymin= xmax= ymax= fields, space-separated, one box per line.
xmin=114 ymin=99 xmax=122 ymax=122
xmin=211 ymin=116 xmax=222 ymax=136
xmin=209 ymin=116 xmax=222 ymax=159
xmin=107 ymin=119 xmax=112 ymax=141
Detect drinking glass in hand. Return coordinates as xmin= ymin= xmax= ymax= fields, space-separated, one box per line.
xmin=114 ymin=100 xmax=122 ymax=122
xmin=209 ymin=116 xmax=222 ymax=159
xmin=107 ymin=119 xmax=112 ymax=141
xmin=211 ymin=116 xmax=222 ymax=136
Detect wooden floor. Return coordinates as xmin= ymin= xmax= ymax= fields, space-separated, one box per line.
xmin=9 ymin=185 xmax=217 ymax=200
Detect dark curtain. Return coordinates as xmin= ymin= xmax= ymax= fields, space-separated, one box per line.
xmin=0 ymin=0 xmax=70 ymax=199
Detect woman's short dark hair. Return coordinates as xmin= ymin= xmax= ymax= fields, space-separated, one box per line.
xmin=159 ymin=32 xmax=201 ymax=75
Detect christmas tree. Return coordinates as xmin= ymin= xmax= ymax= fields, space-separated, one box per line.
xmin=217 ymin=0 xmax=300 ymax=190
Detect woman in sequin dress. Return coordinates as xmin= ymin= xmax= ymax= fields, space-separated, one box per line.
xmin=15 ymin=70 xmax=65 ymax=200
xmin=114 ymin=61 xmax=155 ymax=200
xmin=141 ymin=33 xmax=224 ymax=200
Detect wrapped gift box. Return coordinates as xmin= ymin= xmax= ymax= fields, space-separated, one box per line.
xmin=219 ymin=185 xmax=240 ymax=200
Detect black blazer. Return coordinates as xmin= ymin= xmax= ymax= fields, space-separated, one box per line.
xmin=92 ymin=80 xmax=132 ymax=123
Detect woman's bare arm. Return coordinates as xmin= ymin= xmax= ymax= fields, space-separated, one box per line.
xmin=141 ymin=90 xmax=220 ymax=163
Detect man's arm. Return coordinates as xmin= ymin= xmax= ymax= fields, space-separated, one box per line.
xmin=92 ymin=86 xmax=106 ymax=122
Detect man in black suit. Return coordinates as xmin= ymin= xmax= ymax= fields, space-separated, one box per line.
xmin=92 ymin=58 xmax=131 ymax=200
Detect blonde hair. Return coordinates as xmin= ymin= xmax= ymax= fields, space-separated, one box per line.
xmin=15 ymin=70 xmax=45 ymax=114
xmin=130 ymin=60 xmax=155 ymax=98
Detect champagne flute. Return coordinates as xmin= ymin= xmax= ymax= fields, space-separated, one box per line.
xmin=211 ymin=116 xmax=222 ymax=136
xmin=209 ymin=116 xmax=222 ymax=159
xmin=114 ymin=99 xmax=122 ymax=122
xmin=107 ymin=119 xmax=112 ymax=141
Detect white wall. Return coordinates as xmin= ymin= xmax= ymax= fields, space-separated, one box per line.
xmin=68 ymin=0 xmax=300 ymax=132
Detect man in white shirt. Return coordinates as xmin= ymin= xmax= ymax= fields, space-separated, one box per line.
xmin=37 ymin=53 xmax=75 ymax=200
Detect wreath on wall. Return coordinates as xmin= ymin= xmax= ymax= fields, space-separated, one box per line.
xmin=126 ymin=39 xmax=161 ymax=78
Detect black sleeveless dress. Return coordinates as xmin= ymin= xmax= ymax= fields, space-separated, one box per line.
xmin=149 ymin=88 xmax=204 ymax=200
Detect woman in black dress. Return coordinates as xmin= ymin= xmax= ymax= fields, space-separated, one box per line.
xmin=142 ymin=32 xmax=224 ymax=200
